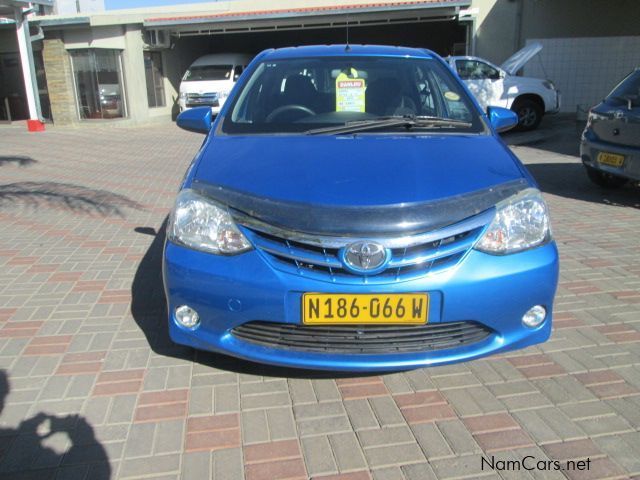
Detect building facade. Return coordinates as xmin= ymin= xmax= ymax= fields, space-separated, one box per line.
xmin=2 ymin=0 xmax=638 ymax=125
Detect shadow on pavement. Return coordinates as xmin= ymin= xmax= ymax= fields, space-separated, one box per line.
xmin=131 ymin=218 xmax=380 ymax=379
xmin=503 ymin=115 xmax=584 ymax=157
xmin=0 ymin=182 xmax=144 ymax=217
xmin=0 ymin=156 xmax=38 ymax=167
xmin=525 ymin=162 xmax=640 ymax=209
xmin=0 ymin=370 xmax=111 ymax=480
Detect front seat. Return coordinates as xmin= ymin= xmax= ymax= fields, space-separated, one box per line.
xmin=366 ymin=77 xmax=417 ymax=116
xmin=280 ymin=74 xmax=319 ymax=110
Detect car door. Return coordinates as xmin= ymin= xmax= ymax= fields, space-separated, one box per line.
xmin=454 ymin=59 xmax=506 ymax=110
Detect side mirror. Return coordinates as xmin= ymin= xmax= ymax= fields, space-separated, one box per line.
xmin=176 ymin=106 xmax=212 ymax=134
xmin=487 ymin=106 xmax=518 ymax=133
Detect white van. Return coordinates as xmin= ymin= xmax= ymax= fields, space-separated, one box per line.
xmin=178 ymin=53 xmax=253 ymax=115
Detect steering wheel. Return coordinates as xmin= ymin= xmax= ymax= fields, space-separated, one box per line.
xmin=266 ymin=104 xmax=316 ymax=122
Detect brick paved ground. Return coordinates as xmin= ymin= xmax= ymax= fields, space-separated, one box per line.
xmin=0 ymin=117 xmax=639 ymax=480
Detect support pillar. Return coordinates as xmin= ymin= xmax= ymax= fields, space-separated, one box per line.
xmin=15 ymin=6 xmax=45 ymax=131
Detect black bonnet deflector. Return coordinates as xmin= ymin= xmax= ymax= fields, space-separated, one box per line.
xmin=191 ymin=178 xmax=529 ymax=236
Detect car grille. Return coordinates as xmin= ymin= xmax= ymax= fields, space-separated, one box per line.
xmin=231 ymin=321 xmax=493 ymax=354
xmin=186 ymin=93 xmax=219 ymax=107
xmin=238 ymin=209 xmax=491 ymax=284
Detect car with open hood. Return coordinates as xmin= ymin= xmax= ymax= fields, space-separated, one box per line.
xmin=164 ymin=45 xmax=559 ymax=372
xmin=447 ymin=43 xmax=560 ymax=131
xmin=581 ymin=68 xmax=640 ymax=188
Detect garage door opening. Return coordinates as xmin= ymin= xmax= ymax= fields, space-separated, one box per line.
xmin=173 ymin=19 xmax=468 ymax=58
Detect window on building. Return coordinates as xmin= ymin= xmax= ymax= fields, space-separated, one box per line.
xmin=144 ymin=51 xmax=166 ymax=108
xmin=70 ymin=49 xmax=126 ymax=119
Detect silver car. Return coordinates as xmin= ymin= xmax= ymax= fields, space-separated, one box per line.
xmin=581 ymin=68 xmax=640 ymax=188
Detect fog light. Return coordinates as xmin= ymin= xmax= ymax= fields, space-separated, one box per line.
xmin=175 ymin=305 xmax=200 ymax=329
xmin=522 ymin=305 xmax=546 ymax=328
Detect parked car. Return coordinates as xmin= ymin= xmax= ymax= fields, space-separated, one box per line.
xmin=447 ymin=43 xmax=560 ymax=131
xmin=178 ymin=53 xmax=253 ymax=114
xmin=98 ymin=84 xmax=123 ymax=118
xmin=165 ymin=45 xmax=559 ymax=372
xmin=581 ymin=68 xmax=640 ymax=188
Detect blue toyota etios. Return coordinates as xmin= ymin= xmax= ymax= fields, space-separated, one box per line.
xmin=164 ymin=45 xmax=559 ymax=372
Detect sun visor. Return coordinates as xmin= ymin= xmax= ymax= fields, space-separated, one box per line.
xmin=191 ymin=179 xmax=529 ymax=236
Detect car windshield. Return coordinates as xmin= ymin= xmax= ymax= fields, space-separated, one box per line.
xmin=222 ymin=56 xmax=484 ymax=134
xmin=607 ymin=70 xmax=640 ymax=107
xmin=183 ymin=65 xmax=233 ymax=82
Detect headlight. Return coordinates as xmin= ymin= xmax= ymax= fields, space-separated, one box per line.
xmin=219 ymin=91 xmax=229 ymax=99
xmin=586 ymin=109 xmax=606 ymax=128
xmin=179 ymin=92 xmax=187 ymax=100
xmin=475 ymin=188 xmax=551 ymax=255
xmin=167 ymin=189 xmax=251 ymax=255
xmin=542 ymin=80 xmax=556 ymax=90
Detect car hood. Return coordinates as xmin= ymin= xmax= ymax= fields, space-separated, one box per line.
xmin=500 ymin=42 xmax=543 ymax=76
xmin=191 ymin=135 xmax=527 ymax=235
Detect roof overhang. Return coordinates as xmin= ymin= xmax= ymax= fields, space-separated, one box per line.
xmin=144 ymin=0 xmax=470 ymax=35
xmin=29 ymin=0 xmax=470 ymax=31
xmin=37 ymin=16 xmax=90 ymax=27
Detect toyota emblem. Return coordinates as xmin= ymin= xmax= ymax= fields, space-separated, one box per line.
xmin=342 ymin=241 xmax=388 ymax=273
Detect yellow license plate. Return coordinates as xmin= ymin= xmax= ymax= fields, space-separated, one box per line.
xmin=597 ymin=152 xmax=625 ymax=167
xmin=302 ymin=293 xmax=429 ymax=325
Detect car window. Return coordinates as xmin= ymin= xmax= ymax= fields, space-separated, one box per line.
xmin=431 ymin=70 xmax=473 ymax=122
xmin=183 ymin=65 xmax=233 ymax=81
xmin=607 ymin=70 xmax=640 ymax=107
xmin=455 ymin=60 xmax=500 ymax=81
xmin=222 ymin=56 xmax=483 ymax=134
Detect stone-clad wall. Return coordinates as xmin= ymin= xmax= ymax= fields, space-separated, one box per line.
xmin=42 ymin=32 xmax=77 ymax=125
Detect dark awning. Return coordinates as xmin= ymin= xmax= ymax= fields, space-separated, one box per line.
xmin=144 ymin=0 xmax=471 ymax=36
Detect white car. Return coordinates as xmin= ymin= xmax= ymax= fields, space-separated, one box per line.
xmin=179 ymin=53 xmax=253 ymax=115
xmin=447 ymin=43 xmax=560 ymax=131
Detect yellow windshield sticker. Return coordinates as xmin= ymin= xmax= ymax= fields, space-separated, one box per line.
xmin=444 ymin=91 xmax=461 ymax=102
xmin=336 ymin=69 xmax=366 ymax=112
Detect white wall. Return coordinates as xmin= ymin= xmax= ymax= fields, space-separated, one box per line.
xmin=470 ymin=0 xmax=520 ymax=64
xmin=523 ymin=36 xmax=640 ymax=114
xmin=79 ymin=0 xmax=106 ymax=13
xmin=55 ymin=0 xmax=105 ymax=14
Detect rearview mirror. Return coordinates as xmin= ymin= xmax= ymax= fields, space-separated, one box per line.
xmin=487 ymin=106 xmax=518 ymax=133
xmin=176 ymin=106 xmax=212 ymax=134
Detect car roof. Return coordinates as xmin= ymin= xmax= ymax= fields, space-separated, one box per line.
xmin=261 ymin=44 xmax=436 ymax=60
xmin=448 ymin=56 xmax=483 ymax=61
xmin=190 ymin=53 xmax=254 ymax=67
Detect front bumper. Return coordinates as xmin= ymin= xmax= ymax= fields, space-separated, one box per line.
xmin=163 ymin=239 xmax=559 ymax=372
xmin=178 ymin=99 xmax=222 ymax=115
xmin=581 ymin=133 xmax=640 ymax=181
xmin=546 ymin=90 xmax=561 ymax=114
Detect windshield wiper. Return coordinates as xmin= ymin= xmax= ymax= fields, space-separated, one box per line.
xmin=304 ymin=115 xmax=473 ymax=135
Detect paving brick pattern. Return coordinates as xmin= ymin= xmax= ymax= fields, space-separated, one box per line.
xmin=0 ymin=119 xmax=639 ymax=479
